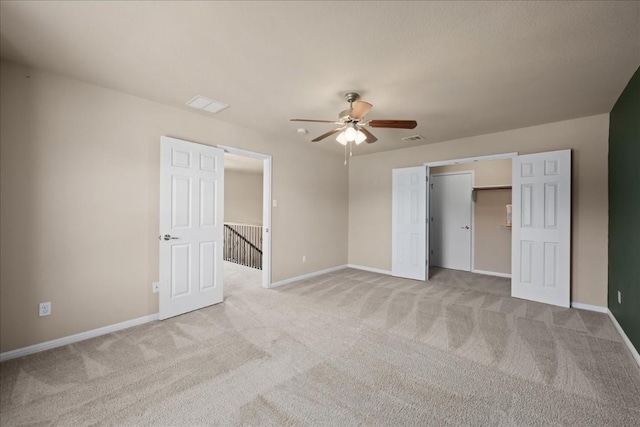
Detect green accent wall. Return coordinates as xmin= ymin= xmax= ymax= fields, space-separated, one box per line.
xmin=609 ymin=66 xmax=640 ymax=351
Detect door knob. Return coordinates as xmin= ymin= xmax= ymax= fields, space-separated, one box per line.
xmin=461 ymin=226 xmax=470 ymax=229
xmin=163 ymin=234 xmax=179 ymax=241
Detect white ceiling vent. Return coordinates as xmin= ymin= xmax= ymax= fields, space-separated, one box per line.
xmin=186 ymin=95 xmax=229 ymax=113
xmin=401 ymin=135 xmax=424 ymax=142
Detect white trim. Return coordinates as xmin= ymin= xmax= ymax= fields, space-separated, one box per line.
xmin=470 ymin=172 xmax=475 ymax=272
xmin=261 ymin=157 xmax=272 ymax=288
xmin=269 ymin=265 xmax=347 ymax=289
xmin=424 ymin=152 xmax=518 ymax=168
xmin=472 ymin=269 xmax=511 ymax=278
xmin=425 ymin=165 xmax=430 ymax=278
xmin=608 ymin=310 xmax=640 ymax=367
xmin=217 ymin=145 xmax=270 ymax=160
xmin=347 ymin=264 xmax=392 ymax=275
xmin=0 ymin=314 xmax=159 ymax=362
xmin=570 ymin=302 xmax=608 ymax=313
xmin=218 ymin=144 xmax=272 ymax=289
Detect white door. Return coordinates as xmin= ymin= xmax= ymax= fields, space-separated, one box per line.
xmin=392 ymin=166 xmax=427 ymax=281
xmin=512 ymin=150 xmax=571 ymax=307
xmin=159 ymin=136 xmax=224 ymax=320
xmin=430 ymin=172 xmax=472 ymax=271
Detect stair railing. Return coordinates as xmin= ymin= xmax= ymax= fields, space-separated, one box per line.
xmin=223 ymin=223 xmax=263 ymax=270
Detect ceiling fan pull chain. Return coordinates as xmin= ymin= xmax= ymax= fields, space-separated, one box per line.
xmin=344 ymin=141 xmax=348 ymax=166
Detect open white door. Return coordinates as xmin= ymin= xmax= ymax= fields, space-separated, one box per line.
xmin=392 ymin=166 xmax=427 ymax=281
xmin=512 ymin=149 xmax=571 ymax=307
xmin=159 ymin=136 xmax=224 ymax=320
xmin=430 ymin=172 xmax=473 ymax=271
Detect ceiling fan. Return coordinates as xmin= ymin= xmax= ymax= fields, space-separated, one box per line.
xmin=291 ymin=92 xmax=417 ymax=145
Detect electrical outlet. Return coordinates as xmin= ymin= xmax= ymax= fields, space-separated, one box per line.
xmin=152 ymin=282 xmax=160 ymax=293
xmin=302 ymin=255 xmax=306 ymax=263
xmin=39 ymin=302 xmax=51 ymax=317
xmin=618 ymin=290 xmax=622 ymax=304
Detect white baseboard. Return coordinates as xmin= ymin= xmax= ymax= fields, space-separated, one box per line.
xmin=472 ymin=269 xmax=511 ymax=278
xmin=570 ymin=302 xmax=608 ymax=313
xmin=607 ymin=310 xmax=640 ymax=367
xmin=347 ymin=264 xmax=392 ymax=275
xmin=269 ymin=265 xmax=348 ymax=289
xmin=0 ymin=313 xmax=159 ymax=362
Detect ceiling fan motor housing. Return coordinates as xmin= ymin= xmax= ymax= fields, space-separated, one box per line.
xmin=338 ymin=109 xmax=352 ymax=121
xmin=344 ymin=92 xmax=360 ymax=103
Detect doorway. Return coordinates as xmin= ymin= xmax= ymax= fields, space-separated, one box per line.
xmin=219 ymin=145 xmax=272 ymax=289
xmin=223 ymin=153 xmax=264 ymax=292
xmin=428 ymin=155 xmax=514 ymax=279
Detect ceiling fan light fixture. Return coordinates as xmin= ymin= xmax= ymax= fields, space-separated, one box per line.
xmin=336 ymin=127 xmax=367 ymax=145
xmin=344 ymin=126 xmax=358 ymax=142
xmin=336 ymin=128 xmax=367 ymax=146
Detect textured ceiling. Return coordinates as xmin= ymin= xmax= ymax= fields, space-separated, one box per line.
xmin=1 ymin=1 xmax=638 ymax=155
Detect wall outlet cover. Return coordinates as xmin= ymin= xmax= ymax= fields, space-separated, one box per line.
xmin=152 ymin=282 xmax=160 ymax=293
xmin=39 ymin=302 xmax=51 ymax=317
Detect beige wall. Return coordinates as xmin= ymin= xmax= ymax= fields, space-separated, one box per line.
xmin=0 ymin=60 xmax=348 ymax=352
xmin=349 ymin=114 xmax=609 ymax=307
xmin=431 ymin=159 xmax=512 ymax=274
xmin=224 ymin=170 xmax=263 ymax=225
xmin=473 ymin=189 xmax=512 ymax=274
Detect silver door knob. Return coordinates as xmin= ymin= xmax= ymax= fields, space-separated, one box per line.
xmin=163 ymin=234 xmax=179 ymax=241
xmin=461 ymin=226 xmax=470 ymax=229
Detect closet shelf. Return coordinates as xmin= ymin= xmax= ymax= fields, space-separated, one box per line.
xmin=473 ymin=185 xmax=512 ymax=190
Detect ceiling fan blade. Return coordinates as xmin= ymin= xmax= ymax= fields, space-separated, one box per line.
xmin=290 ymin=119 xmax=338 ymax=123
xmin=368 ymin=120 xmax=417 ymax=129
xmin=311 ymin=127 xmax=343 ymax=142
xmin=349 ymin=101 xmax=373 ymax=120
xmin=359 ymin=127 xmax=378 ymax=144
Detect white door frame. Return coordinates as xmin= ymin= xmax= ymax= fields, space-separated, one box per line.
xmin=429 ymin=171 xmax=475 ymax=271
xmin=424 ymin=152 xmax=518 ymax=276
xmin=218 ymin=145 xmax=272 ymax=288
xmin=426 ymin=152 xmax=518 ymax=168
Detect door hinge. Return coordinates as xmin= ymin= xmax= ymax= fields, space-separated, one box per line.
xmin=430 ymin=183 xmax=434 ymax=189
xmin=430 ymin=250 xmax=434 ymax=255
xmin=426 ymin=176 xmax=429 ymax=182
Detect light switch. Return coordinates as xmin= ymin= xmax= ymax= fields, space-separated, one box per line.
xmin=273 ymin=199 xmax=278 ymax=208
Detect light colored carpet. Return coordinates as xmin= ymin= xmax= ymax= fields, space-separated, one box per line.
xmin=1 ymin=264 xmax=639 ymax=426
